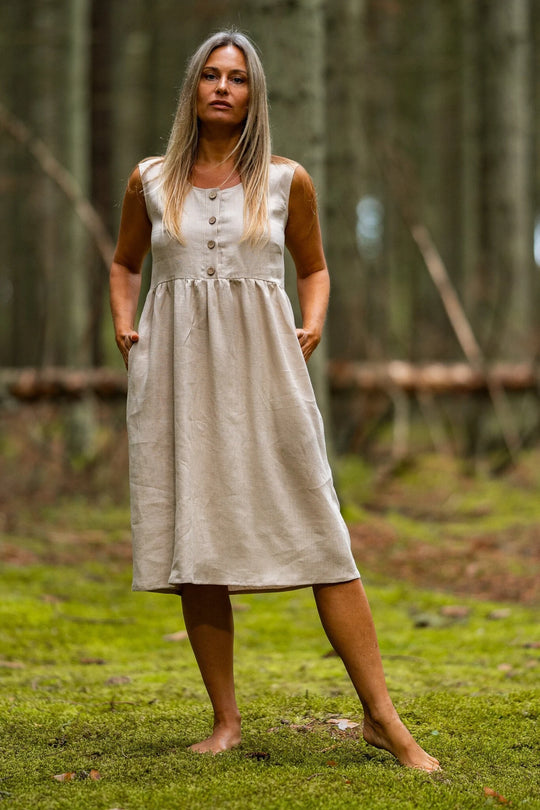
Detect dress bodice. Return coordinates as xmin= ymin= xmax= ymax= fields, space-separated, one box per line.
xmin=139 ymin=157 xmax=297 ymax=287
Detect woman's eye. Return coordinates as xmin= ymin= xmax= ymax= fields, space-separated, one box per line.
xmin=203 ymin=72 xmax=217 ymax=81
xmin=231 ymin=76 xmax=246 ymax=84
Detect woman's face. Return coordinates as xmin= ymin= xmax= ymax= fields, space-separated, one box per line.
xmin=197 ymin=45 xmax=249 ymax=129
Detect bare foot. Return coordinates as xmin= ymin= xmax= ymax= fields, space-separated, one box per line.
xmin=362 ymin=710 xmax=440 ymax=772
xmin=188 ymin=719 xmax=241 ymax=754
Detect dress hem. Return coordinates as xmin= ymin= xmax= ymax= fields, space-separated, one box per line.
xmin=132 ymin=575 xmax=361 ymax=596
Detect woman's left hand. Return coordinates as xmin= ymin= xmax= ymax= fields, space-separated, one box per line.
xmin=296 ymin=327 xmax=320 ymax=363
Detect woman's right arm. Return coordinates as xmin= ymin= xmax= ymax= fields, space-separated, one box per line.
xmin=109 ymin=165 xmax=152 ymax=368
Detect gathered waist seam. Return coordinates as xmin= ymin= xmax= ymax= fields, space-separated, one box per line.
xmin=150 ymin=277 xmax=284 ymax=292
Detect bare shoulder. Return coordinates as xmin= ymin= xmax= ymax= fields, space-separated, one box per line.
xmin=288 ymin=167 xmax=318 ymax=219
xmin=126 ymin=164 xmax=143 ymax=193
xmin=271 ymin=157 xmax=316 ymax=204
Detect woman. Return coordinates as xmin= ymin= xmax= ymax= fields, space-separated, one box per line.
xmin=110 ymin=30 xmax=439 ymax=771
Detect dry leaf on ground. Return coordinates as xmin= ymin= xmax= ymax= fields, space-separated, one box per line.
xmin=440 ymin=605 xmax=470 ymax=618
xmin=484 ymin=786 xmax=510 ymax=804
xmin=326 ymin=718 xmax=360 ymax=730
xmin=163 ymin=630 xmax=189 ymax=642
xmin=52 ymin=769 xmax=101 ymax=782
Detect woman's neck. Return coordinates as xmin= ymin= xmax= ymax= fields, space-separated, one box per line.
xmin=192 ymin=132 xmax=242 ymax=188
xmin=196 ymin=127 xmax=242 ymax=168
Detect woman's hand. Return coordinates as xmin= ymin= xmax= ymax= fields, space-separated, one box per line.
xmin=116 ymin=329 xmax=139 ymax=369
xmin=296 ymin=327 xmax=320 ymax=363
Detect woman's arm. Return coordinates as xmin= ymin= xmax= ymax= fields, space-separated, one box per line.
xmin=109 ymin=165 xmax=151 ymax=368
xmin=284 ymin=165 xmax=330 ymax=363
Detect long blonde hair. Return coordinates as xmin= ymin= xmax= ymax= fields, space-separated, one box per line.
xmin=161 ymin=30 xmax=271 ymax=245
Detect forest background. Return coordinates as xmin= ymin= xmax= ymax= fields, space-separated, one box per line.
xmin=1 ymin=0 xmax=539 ymax=464
xmin=0 ymin=4 xmax=539 ymax=807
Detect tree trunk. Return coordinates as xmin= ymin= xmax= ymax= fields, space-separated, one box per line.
xmin=460 ymin=0 xmax=481 ymax=325
xmin=477 ymin=0 xmax=533 ymax=358
xmin=28 ymin=0 xmax=91 ymax=368
xmin=90 ymin=0 xmax=113 ymax=366
xmin=325 ymin=0 xmax=372 ymax=362
xmin=0 ymin=2 xmax=41 ymax=365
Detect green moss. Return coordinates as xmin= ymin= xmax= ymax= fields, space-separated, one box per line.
xmin=1 ymin=548 xmax=539 ymax=809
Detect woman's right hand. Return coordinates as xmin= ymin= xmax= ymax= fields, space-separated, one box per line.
xmin=116 ymin=329 xmax=139 ymax=369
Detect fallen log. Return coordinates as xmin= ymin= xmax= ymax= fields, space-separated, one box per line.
xmin=0 ymin=362 xmax=538 ymax=403
xmin=328 ymin=360 xmax=539 ymax=394
xmin=0 ymin=367 xmax=127 ymax=402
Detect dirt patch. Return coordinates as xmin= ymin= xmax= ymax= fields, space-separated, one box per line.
xmin=350 ymin=519 xmax=540 ymax=605
xmin=0 ymin=527 xmax=132 ymax=569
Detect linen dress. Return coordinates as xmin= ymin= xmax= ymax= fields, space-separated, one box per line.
xmin=127 ymin=156 xmax=360 ymax=594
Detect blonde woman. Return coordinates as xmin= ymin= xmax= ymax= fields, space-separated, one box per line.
xmin=110 ymin=30 xmax=439 ymax=771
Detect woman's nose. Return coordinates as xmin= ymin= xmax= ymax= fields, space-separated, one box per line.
xmin=216 ymin=76 xmax=228 ymax=94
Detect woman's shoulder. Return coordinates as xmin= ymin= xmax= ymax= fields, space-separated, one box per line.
xmin=271 ymin=155 xmax=298 ymax=168
xmin=139 ymin=155 xmax=164 ymax=167
xmin=270 ymin=156 xmax=304 ymax=195
xmin=270 ymin=156 xmax=312 ymax=186
xmin=269 ymin=157 xmax=316 ymax=209
xmin=125 ymin=156 xmax=163 ymax=187
xmin=138 ymin=155 xmax=164 ymax=177
xmin=135 ymin=156 xmax=164 ymax=199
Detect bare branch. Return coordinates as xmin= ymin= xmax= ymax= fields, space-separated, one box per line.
xmin=379 ymin=145 xmax=523 ymax=458
xmin=0 ymin=101 xmax=115 ymax=270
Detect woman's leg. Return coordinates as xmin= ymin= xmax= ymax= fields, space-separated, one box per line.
xmin=313 ymin=578 xmax=440 ymax=771
xmin=181 ymin=584 xmax=241 ymax=753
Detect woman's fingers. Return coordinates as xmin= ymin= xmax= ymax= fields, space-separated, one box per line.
xmin=123 ymin=332 xmax=139 ymax=350
xmin=296 ymin=328 xmax=319 ymax=362
xmin=117 ymin=331 xmax=139 ymax=369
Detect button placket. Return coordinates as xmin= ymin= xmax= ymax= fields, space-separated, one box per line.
xmin=206 ymin=190 xmax=218 ymax=276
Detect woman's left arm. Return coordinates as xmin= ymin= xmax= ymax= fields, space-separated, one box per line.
xmin=285 ymin=165 xmax=330 ymax=363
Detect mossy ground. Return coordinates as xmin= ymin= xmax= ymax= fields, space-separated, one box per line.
xmin=338 ymin=450 xmax=540 ymax=604
xmin=1 ymin=452 xmax=540 ymax=809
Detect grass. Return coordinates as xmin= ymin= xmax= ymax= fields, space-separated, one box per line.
xmin=1 ymin=501 xmax=539 ymax=810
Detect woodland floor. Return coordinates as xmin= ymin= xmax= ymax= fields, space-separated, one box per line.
xmin=0 ymin=408 xmax=539 ymax=809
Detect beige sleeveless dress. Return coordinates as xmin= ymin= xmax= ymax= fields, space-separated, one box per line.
xmin=127 ymin=157 xmax=360 ymax=594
